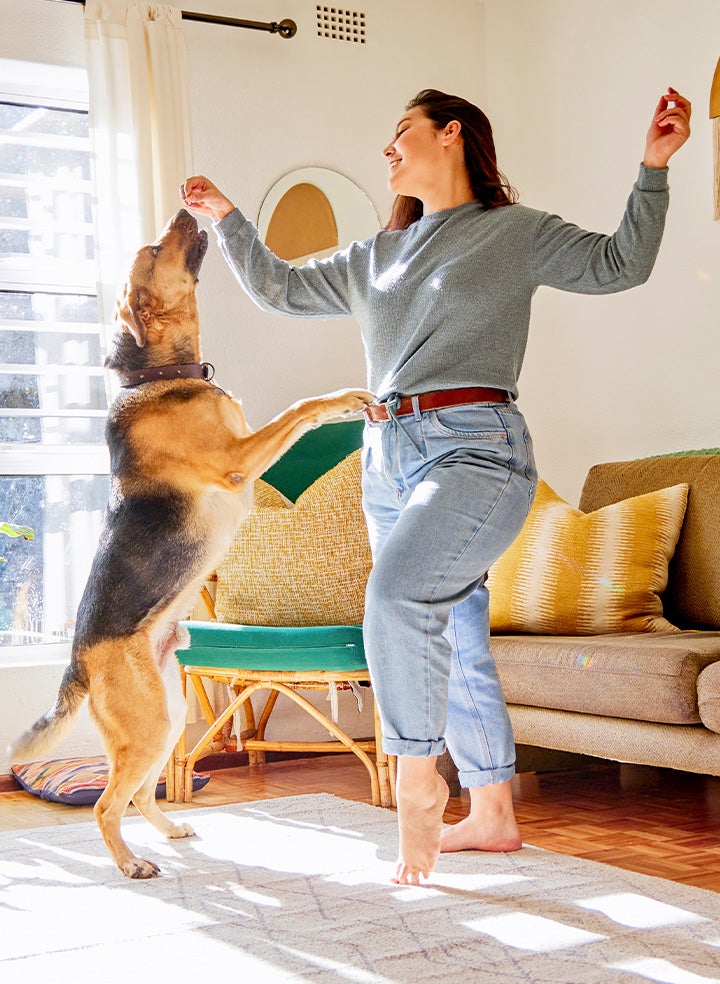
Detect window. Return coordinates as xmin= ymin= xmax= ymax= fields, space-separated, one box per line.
xmin=0 ymin=63 xmax=109 ymax=654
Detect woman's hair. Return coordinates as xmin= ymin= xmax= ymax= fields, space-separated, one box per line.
xmin=385 ymin=88 xmax=518 ymax=231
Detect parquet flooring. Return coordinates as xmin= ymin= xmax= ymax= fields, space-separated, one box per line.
xmin=2 ymin=755 xmax=719 ymax=893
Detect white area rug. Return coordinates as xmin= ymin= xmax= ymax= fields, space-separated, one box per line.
xmin=1 ymin=793 xmax=719 ymax=983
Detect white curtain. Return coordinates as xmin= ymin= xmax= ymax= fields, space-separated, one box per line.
xmin=84 ymin=0 xmax=195 ymax=328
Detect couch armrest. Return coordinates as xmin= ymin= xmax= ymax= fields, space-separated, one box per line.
xmin=698 ymin=662 xmax=720 ymax=734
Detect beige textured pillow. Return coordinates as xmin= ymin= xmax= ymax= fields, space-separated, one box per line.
xmin=487 ymin=479 xmax=688 ymax=635
xmin=215 ymin=450 xmax=372 ymax=626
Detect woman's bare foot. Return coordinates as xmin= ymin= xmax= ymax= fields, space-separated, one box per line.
xmin=394 ymin=757 xmax=449 ymax=886
xmin=440 ymin=779 xmax=522 ymax=854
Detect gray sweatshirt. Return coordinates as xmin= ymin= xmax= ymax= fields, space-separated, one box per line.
xmin=214 ymin=164 xmax=669 ymax=401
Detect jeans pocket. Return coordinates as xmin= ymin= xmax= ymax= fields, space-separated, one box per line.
xmin=427 ymin=406 xmax=509 ymax=440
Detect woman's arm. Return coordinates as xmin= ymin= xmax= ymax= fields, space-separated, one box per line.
xmin=180 ymin=176 xmax=353 ymax=318
xmin=532 ymin=88 xmax=691 ymax=294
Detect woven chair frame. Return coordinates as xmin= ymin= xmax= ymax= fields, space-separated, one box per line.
xmin=169 ymin=664 xmax=396 ymax=808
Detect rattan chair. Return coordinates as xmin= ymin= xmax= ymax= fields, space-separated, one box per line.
xmin=168 ymin=421 xmax=395 ymax=808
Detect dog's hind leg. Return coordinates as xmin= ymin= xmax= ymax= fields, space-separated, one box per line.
xmin=87 ymin=637 xmax=176 ymax=878
xmin=131 ymin=655 xmax=195 ymax=842
xmin=94 ymin=766 xmax=164 ymax=878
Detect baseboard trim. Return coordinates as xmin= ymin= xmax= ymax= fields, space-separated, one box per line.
xmin=0 ymin=774 xmax=21 ymax=793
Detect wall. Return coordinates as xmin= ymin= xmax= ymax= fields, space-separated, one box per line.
xmin=0 ymin=0 xmax=487 ymax=771
xmin=483 ymin=0 xmax=720 ymax=502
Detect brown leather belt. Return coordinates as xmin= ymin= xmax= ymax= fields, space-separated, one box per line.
xmin=363 ymin=386 xmax=510 ymax=423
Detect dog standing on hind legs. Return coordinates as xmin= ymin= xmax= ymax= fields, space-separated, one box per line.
xmin=9 ymin=209 xmax=373 ymax=878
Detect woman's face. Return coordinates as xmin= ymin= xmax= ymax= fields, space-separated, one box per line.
xmin=383 ymin=105 xmax=445 ymax=198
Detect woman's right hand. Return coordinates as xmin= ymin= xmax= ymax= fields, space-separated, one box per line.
xmin=180 ymin=176 xmax=235 ymax=222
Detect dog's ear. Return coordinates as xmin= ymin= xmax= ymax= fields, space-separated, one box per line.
xmin=114 ymin=286 xmax=152 ymax=348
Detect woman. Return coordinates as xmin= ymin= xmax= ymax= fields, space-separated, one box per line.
xmin=181 ymin=86 xmax=691 ymax=886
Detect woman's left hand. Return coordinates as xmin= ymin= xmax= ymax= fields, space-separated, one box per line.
xmin=643 ymin=88 xmax=691 ymax=168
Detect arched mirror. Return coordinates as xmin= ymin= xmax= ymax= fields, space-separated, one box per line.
xmin=258 ymin=167 xmax=380 ymax=264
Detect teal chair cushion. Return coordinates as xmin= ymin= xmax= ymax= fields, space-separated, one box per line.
xmin=179 ymin=621 xmax=367 ymax=672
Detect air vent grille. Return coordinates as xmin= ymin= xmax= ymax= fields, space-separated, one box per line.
xmin=316 ymin=6 xmax=366 ymax=44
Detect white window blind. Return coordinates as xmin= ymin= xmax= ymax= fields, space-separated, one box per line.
xmin=0 ymin=64 xmax=110 ymax=652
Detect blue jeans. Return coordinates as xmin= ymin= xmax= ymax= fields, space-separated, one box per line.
xmin=361 ymin=399 xmax=537 ymax=788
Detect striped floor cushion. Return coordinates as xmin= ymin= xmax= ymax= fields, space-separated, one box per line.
xmin=11 ymin=756 xmax=209 ymax=806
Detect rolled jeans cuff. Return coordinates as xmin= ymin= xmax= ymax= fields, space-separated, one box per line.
xmin=382 ymin=737 xmax=447 ymax=758
xmin=458 ymin=764 xmax=516 ymax=789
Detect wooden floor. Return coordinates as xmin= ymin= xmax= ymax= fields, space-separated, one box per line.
xmin=2 ymin=755 xmax=719 ymax=893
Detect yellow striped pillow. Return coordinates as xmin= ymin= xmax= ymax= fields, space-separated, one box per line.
xmin=215 ymin=450 xmax=372 ymax=626
xmin=487 ymin=480 xmax=688 ymax=634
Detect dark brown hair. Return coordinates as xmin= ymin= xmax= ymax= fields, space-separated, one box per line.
xmin=385 ymin=88 xmax=518 ymax=231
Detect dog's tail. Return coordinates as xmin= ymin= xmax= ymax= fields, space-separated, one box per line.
xmin=8 ymin=665 xmax=88 ymax=763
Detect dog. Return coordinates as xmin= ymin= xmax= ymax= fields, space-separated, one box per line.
xmin=9 ymin=209 xmax=373 ymax=878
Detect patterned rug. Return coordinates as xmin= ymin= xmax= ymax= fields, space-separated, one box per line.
xmin=1 ymin=793 xmax=719 ymax=983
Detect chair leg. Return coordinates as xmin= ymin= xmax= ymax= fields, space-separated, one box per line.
xmin=237 ymin=688 xmax=264 ymax=767
xmin=167 ymin=666 xmax=187 ymax=803
xmin=168 ymin=729 xmax=186 ymax=803
xmin=245 ymin=690 xmax=280 ymax=765
xmin=388 ymin=754 xmax=397 ymax=808
xmin=373 ymin=696 xmax=396 ymax=807
xmin=255 ymin=688 xmax=280 ymax=743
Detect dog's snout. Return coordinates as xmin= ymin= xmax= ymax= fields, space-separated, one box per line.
xmin=173 ymin=208 xmax=199 ymax=232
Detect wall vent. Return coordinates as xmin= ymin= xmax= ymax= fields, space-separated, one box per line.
xmin=316 ymin=6 xmax=366 ymax=44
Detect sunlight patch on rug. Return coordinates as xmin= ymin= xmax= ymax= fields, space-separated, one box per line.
xmin=465 ymin=910 xmax=606 ymax=951
xmin=578 ymin=893 xmax=710 ymax=930
xmin=609 ymin=957 xmax=720 ymax=983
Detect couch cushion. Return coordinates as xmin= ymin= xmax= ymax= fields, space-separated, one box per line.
xmin=215 ymin=450 xmax=372 ymax=627
xmin=579 ymin=454 xmax=720 ymax=630
xmin=487 ymin=479 xmax=688 ymax=635
xmin=493 ymin=632 xmax=720 ymax=725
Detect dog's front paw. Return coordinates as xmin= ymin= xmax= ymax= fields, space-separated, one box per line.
xmin=167 ymin=822 xmax=196 ymax=840
xmin=321 ymin=388 xmax=375 ymax=419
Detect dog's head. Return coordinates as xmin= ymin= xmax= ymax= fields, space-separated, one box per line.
xmin=113 ymin=209 xmax=209 ymax=351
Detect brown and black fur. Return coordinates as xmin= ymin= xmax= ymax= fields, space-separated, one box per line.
xmin=9 ymin=209 xmax=373 ymax=878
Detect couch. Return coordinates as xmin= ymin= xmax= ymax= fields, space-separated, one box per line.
xmin=491 ymin=451 xmax=720 ymax=776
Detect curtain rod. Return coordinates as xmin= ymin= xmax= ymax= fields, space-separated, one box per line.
xmin=53 ymin=1 xmax=298 ymax=38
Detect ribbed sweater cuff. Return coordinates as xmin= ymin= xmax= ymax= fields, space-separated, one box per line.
xmin=637 ymin=162 xmax=669 ymax=191
xmin=213 ymin=207 xmax=248 ymax=239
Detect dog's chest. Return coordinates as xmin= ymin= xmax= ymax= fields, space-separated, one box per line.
xmin=199 ymin=485 xmax=253 ymax=566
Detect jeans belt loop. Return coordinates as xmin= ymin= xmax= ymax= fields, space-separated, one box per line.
xmin=386 ymin=393 xmax=401 ymax=421
xmin=411 ymin=395 xmax=422 ymax=421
